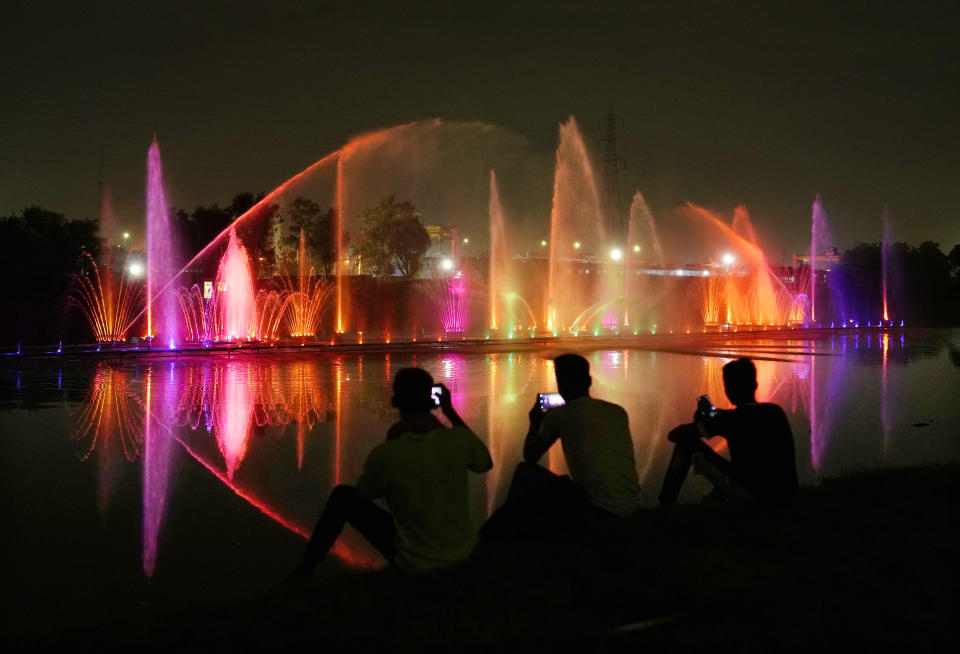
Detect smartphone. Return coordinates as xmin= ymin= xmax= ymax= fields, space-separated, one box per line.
xmin=431 ymin=385 xmax=443 ymax=407
xmin=538 ymin=392 xmax=566 ymax=411
xmin=697 ymin=394 xmax=717 ymax=418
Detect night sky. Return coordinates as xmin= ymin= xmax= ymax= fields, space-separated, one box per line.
xmin=3 ymin=1 xmax=958 ymax=261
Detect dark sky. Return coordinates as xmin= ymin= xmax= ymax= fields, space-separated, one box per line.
xmin=3 ymin=0 xmax=958 ymax=261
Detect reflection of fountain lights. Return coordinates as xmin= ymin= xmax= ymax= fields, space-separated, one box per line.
xmin=215 ymin=362 xmax=254 ymax=479
xmin=142 ymin=366 xmax=177 ymax=578
xmin=74 ymin=364 xmax=146 ymax=462
xmin=169 ymin=360 xmax=336 ymax=477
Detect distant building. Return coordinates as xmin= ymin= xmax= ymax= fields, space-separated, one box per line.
xmin=422 ymin=224 xmax=457 ymax=278
xmin=792 ymin=247 xmax=841 ymax=287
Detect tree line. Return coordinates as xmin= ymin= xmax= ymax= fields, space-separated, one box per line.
xmin=170 ymin=193 xmax=431 ymax=279
xmin=836 ymin=241 xmax=960 ymax=325
xmin=2 ymin=201 xmax=958 ymax=343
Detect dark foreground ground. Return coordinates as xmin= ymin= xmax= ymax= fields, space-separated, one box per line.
xmin=9 ymin=465 xmax=959 ymax=652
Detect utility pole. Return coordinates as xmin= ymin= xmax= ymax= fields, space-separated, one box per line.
xmin=598 ymin=101 xmax=626 ymax=242
xmin=97 ymin=145 xmax=103 ymax=229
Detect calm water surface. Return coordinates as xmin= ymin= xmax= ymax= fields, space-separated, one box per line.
xmin=3 ymin=329 xmax=959 ymax=615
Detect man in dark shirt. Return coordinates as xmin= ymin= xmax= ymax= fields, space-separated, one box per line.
xmin=658 ymin=357 xmax=798 ymax=506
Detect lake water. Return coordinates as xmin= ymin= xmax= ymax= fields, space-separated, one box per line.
xmin=3 ymin=329 xmax=959 ymax=617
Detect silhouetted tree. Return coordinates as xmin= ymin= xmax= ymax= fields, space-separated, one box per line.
xmin=355 ymin=196 xmax=430 ymax=278
xmin=947 ymin=243 xmax=960 ymax=278
xmin=836 ymin=242 xmax=883 ymax=319
xmin=388 ymin=217 xmax=432 ymax=278
xmin=838 ymin=240 xmax=958 ymax=325
xmin=173 ymin=192 xmax=272 ymax=276
xmin=0 ymin=206 xmax=100 ymax=343
xmin=281 ymin=198 xmax=338 ymax=276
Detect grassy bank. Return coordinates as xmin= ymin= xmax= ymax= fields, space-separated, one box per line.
xmin=13 ymin=465 xmax=960 ymax=652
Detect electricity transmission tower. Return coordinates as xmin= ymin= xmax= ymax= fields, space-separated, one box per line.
xmin=598 ymin=102 xmax=626 ymax=242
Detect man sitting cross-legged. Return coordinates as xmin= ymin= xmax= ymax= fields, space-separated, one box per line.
xmin=288 ymin=367 xmax=493 ymax=580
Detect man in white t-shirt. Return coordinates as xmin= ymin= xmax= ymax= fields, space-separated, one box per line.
xmin=482 ymin=353 xmax=640 ymax=538
xmin=288 ymin=368 xmax=492 ymax=580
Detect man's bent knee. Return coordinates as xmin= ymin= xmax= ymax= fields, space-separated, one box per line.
xmin=668 ymin=423 xmax=700 ymax=444
xmin=328 ymin=484 xmax=361 ymax=504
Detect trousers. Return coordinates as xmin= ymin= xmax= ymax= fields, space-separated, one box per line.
xmin=658 ymin=423 xmax=752 ymax=506
xmin=294 ymin=485 xmax=397 ymax=576
xmin=481 ymin=461 xmax=622 ymax=540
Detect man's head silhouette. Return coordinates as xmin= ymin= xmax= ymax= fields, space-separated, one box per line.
xmin=722 ymin=357 xmax=758 ymax=406
xmin=391 ymin=368 xmax=435 ymax=416
xmin=553 ymin=353 xmax=591 ymax=400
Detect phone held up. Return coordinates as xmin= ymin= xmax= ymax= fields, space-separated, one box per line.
xmin=697 ymin=394 xmax=717 ymax=419
xmin=538 ymin=392 xmax=565 ymax=411
xmin=431 ymin=385 xmax=444 ymax=407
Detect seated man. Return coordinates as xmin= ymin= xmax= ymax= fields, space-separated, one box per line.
xmin=483 ymin=353 xmax=641 ymax=538
xmin=658 ymin=357 xmax=798 ymax=507
xmin=288 ymin=368 xmax=492 ymax=579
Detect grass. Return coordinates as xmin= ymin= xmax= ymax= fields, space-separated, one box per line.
xmin=12 ymin=465 xmax=960 ymax=652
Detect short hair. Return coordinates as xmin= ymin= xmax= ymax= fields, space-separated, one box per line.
xmin=722 ymin=357 xmax=757 ymax=390
xmin=392 ymin=367 xmax=435 ymax=412
xmin=554 ymin=353 xmax=590 ymax=391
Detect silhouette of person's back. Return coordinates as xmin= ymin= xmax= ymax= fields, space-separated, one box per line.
xmin=288 ymin=368 xmax=492 ymax=580
xmin=659 ymin=357 xmax=798 ymax=506
xmin=482 ymin=353 xmax=640 ymax=539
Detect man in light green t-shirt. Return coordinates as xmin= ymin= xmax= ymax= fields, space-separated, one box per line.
xmin=481 ymin=353 xmax=640 ymax=540
xmin=288 ymin=368 xmax=492 ymax=579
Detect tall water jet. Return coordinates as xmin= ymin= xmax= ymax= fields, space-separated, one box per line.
xmin=624 ymin=191 xmax=663 ymax=326
xmin=335 ymin=156 xmax=345 ymax=334
xmin=146 ymin=137 xmax=179 ymax=346
xmin=215 ymin=229 xmax=257 ymax=340
xmin=881 ymin=205 xmax=891 ymax=322
xmin=809 ymin=194 xmax=831 ymax=322
xmin=546 ymin=116 xmax=605 ymax=332
xmin=732 ymin=205 xmax=781 ymax=324
xmin=488 ymin=170 xmax=510 ymax=331
xmin=687 ymin=203 xmax=791 ymax=325
xmin=627 ymin=191 xmax=663 ymax=264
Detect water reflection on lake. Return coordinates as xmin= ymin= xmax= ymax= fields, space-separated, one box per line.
xmin=2 ymin=330 xmax=959 ymax=598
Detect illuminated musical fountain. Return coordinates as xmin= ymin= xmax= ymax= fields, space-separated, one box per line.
xmin=64 ymin=121 xmax=902 ymax=352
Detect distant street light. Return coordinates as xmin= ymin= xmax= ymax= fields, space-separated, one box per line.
xmin=610 ymin=247 xmax=623 ymax=261
xmin=540 ymin=240 xmax=548 ymax=247
xmin=633 ymin=244 xmax=641 ymax=253
xmin=441 ymin=258 xmax=454 ymax=271
xmin=722 ymin=252 xmax=735 ymax=266
xmin=463 ymin=237 xmax=469 ymax=244
xmin=123 ymin=232 xmax=130 ymax=240
xmin=127 ymin=261 xmax=144 ymax=278
xmin=573 ymin=241 xmax=581 ymax=250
